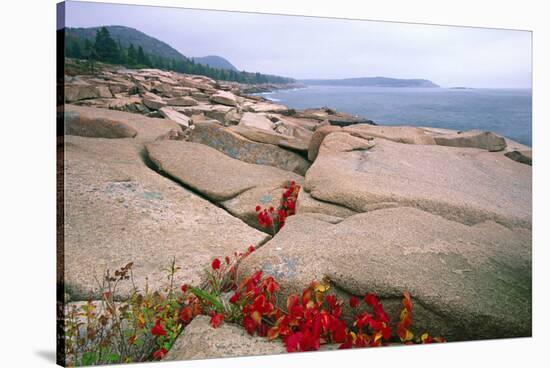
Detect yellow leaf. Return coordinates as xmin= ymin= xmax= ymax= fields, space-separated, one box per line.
xmin=314 ymin=281 xmax=330 ymax=293
xmin=137 ymin=314 xmax=145 ymax=328
xmin=251 ymin=310 xmax=262 ymax=324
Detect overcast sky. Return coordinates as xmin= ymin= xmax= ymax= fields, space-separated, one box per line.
xmin=63 ymin=1 xmax=532 ymax=88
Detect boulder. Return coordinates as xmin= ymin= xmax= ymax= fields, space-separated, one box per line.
xmin=171 ymin=86 xmax=196 ymax=96
xmin=191 ymin=91 xmax=209 ymax=102
xmin=247 ymin=102 xmax=289 ymax=113
xmin=164 ymin=316 xmax=284 ymax=361
xmin=239 ymin=209 xmax=532 ymax=341
xmin=343 ymin=124 xmax=436 ymax=145
xmin=305 ymin=132 xmax=531 ymax=229
xmin=104 ymin=96 xmax=149 ymax=114
xmin=165 ymin=96 xmax=198 ymax=107
xmin=64 ymin=109 xmax=137 ymax=139
xmin=433 ymin=130 xmax=507 ymax=152
xmin=146 ymin=140 xmax=302 ymax=202
xmin=178 ymin=77 xmax=205 ymax=90
xmin=295 ymin=190 xmax=357 ymax=218
xmin=308 ymin=125 xmax=342 ymax=161
xmin=223 ymin=109 xmax=242 ymax=125
xmin=270 ymin=116 xmax=315 ymax=141
xmin=505 ymin=150 xmax=532 ymax=166
xmin=230 ymin=125 xmax=310 ymax=152
xmin=150 ymin=82 xmax=173 ymax=97
xmin=63 ymin=136 xmax=269 ymax=299
xmin=239 ymin=112 xmax=274 ymax=131
xmin=220 ymin=184 xmax=303 ymax=231
xmin=159 ymin=107 xmax=191 ymax=127
xmin=65 ymin=85 xmax=113 ymax=102
xmin=189 ymin=121 xmax=310 ymax=175
xmin=274 ymin=115 xmax=322 ymax=131
xmin=64 ymin=105 xmax=182 ymax=143
xmin=210 ymin=90 xmax=238 ymax=107
xmin=142 ymin=93 xmax=167 ymax=110
xmin=293 ymin=107 xmax=374 ymax=126
xmin=155 ymin=128 xmax=187 ymax=141
xmin=175 ymin=104 xmax=234 ymax=123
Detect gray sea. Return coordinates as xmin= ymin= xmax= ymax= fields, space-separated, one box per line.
xmin=260 ymin=86 xmax=532 ymax=146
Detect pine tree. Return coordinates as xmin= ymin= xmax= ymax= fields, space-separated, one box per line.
xmin=127 ymin=43 xmax=137 ymax=65
xmin=83 ymin=39 xmax=97 ymax=74
xmin=137 ymin=45 xmax=147 ymax=66
xmin=94 ymin=27 xmax=120 ymax=63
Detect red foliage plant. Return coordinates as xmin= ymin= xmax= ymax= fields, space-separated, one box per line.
xmin=185 ymin=260 xmax=444 ymax=353
xmin=256 ymin=180 xmax=300 ymax=234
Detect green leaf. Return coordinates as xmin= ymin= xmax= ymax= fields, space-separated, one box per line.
xmin=105 ymin=353 xmax=120 ymax=363
xmin=188 ymin=286 xmax=224 ymax=312
xmin=81 ymin=352 xmax=97 ymax=366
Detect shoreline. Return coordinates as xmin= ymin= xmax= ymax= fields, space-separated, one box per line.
xmin=255 ymin=84 xmax=532 ymax=147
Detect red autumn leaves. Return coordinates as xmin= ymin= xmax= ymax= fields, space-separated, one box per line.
xmin=151 ymin=319 xmax=167 ymax=337
xmin=205 ymin=265 xmax=444 ymax=352
xmin=256 ymin=180 xmax=300 ymax=234
xmin=150 ymin=319 xmax=169 ymax=360
xmin=231 ymin=270 xmax=280 ymax=336
xmin=152 ymin=188 xmax=444 ymax=359
xmin=211 ymin=258 xmax=221 ymax=270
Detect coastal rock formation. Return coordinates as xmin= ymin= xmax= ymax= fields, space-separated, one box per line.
xmin=65 ymin=105 xmax=183 ymax=142
xmin=63 ymin=136 xmax=268 ymax=299
xmin=246 ymin=101 xmax=289 ymax=113
xmin=146 ymin=140 xmax=302 ymax=229
xmin=230 ymin=125 xmax=310 ymax=152
xmin=295 ymin=190 xmax=357 ymax=219
xmin=159 ymin=107 xmax=191 ymax=127
xmin=292 ymin=106 xmax=375 ymax=126
xmin=65 ymin=84 xmax=113 ymax=102
xmin=146 ymin=140 xmax=302 ymax=202
xmin=308 ymin=125 xmax=342 ymax=161
xmin=238 ymin=209 xmax=531 ymax=341
xmin=61 ymin=64 xmax=532 ymax=353
xmin=433 ymin=130 xmax=507 ymax=152
xmin=239 ymin=112 xmax=274 ymax=131
xmin=343 ymin=124 xmax=436 ymax=145
xmin=165 ymin=96 xmax=198 ymax=106
xmin=305 ymin=133 xmax=531 ymax=229
xmin=505 ymin=150 xmax=532 ymax=166
xmin=142 ymin=92 xmax=168 ymax=110
xmin=174 ymin=103 xmax=235 ymax=124
xmin=189 ymin=120 xmax=310 ymax=175
xmin=164 ymin=316 xmax=285 ymax=361
xmin=64 ymin=109 xmax=138 ymax=139
xmin=210 ymin=90 xmax=238 ymax=106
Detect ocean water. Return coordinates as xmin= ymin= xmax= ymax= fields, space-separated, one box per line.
xmin=261 ymin=86 xmax=532 ymax=146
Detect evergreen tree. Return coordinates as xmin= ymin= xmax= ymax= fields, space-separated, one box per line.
xmin=136 ymin=45 xmax=148 ymax=66
xmin=94 ymin=27 xmax=120 ymax=63
xmin=127 ymin=43 xmax=137 ymax=65
xmin=65 ymin=28 xmax=295 ymax=84
xmin=83 ymin=39 xmax=97 ymax=74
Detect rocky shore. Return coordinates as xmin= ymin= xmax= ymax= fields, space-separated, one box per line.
xmin=60 ymin=64 xmax=532 ymax=358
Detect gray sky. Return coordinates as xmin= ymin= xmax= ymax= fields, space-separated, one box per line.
xmin=64 ymin=1 xmax=532 ymax=88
